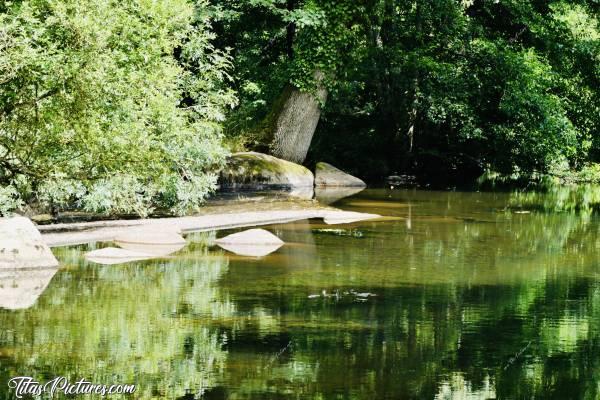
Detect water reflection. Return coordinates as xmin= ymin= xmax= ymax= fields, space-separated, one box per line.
xmin=3 ymin=189 xmax=600 ymax=399
xmin=509 ymin=183 xmax=600 ymax=215
xmin=0 ymin=233 xmax=233 ymax=399
xmin=315 ymin=186 xmax=365 ymax=205
xmin=213 ymin=189 xmax=600 ymax=399
xmin=0 ymin=268 xmax=58 ymax=310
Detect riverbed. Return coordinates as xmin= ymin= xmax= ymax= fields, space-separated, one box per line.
xmin=1 ymin=188 xmax=599 ymax=399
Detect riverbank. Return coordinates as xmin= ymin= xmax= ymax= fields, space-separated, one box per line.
xmin=40 ymin=200 xmax=380 ymax=248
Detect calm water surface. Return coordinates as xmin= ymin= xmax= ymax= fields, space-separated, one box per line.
xmin=2 ymin=189 xmax=600 ymax=399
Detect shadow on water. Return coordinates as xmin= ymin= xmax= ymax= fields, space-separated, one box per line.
xmin=3 ymin=187 xmax=600 ymax=398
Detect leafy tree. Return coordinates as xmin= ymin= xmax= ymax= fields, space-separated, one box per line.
xmin=213 ymin=0 xmax=363 ymax=163
xmin=0 ymin=0 xmax=236 ymax=216
xmin=311 ymin=0 xmax=599 ymax=181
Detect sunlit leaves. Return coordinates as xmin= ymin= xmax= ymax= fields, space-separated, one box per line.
xmin=0 ymin=0 xmax=235 ymax=216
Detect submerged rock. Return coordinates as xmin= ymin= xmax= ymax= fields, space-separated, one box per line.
xmin=114 ymin=229 xmax=186 ymax=256
xmin=219 ymin=152 xmax=314 ymax=191
xmin=0 ymin=216 xmax=59 ymax=269
xmin=322 ymin=211 xmax=380 ymax=225
xmin=0 ymin=267 xmax=58 ymax=310
xmin=85 ymin=228 xmax=187 ymax=265
xmin=84 ymin=247 xmax=159 ymax=265
xmin=215 ymin=228 xmax=284 ymax=257
xmin=315 ymin=162 xmax=366 ymax=187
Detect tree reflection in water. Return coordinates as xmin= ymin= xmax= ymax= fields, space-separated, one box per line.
xmin=3 ymin=189 xmax=600 ymax=399
xmin=0 ymin=232 xmax=233 ymax=399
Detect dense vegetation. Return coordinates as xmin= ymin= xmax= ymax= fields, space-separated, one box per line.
xmin=216 ymin=0 xmax=599 ymax=182
xmin=0 ymin=0 xmax=235 ymax=216
xmin=1 ymin=0 xmax=599 ymax=215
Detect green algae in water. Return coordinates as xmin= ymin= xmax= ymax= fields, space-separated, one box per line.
xmin=3 ymin=189 xmax=600 ymax=398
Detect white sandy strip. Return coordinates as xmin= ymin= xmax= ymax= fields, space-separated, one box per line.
xmin=40 ymin=209 xmax=380 ymax=248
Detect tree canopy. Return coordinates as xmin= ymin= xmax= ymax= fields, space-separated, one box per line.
xmin=216 ymin=0 xmax=599 ymax=182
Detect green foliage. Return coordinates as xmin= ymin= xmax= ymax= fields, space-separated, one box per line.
xmin=218 ymin=0 xmax=600 ymax=182
xmin=212 ymin=0 xmax=362 ymax=145
xmin=2 ymin=0 xmax=599 ymax=212
xmin=0 ymin=0 xmax=235 ymax=216
xmin=0 ymin=185 xmax=22 ymax=216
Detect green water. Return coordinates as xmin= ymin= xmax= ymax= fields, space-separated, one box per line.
xmin=3 ymin=188 xmax=600 ymax=399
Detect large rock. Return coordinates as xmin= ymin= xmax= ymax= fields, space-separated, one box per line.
xmin=215 ymin=228 xmax=284 ymax=257
xmin=0 ymin=216 xmax=59 ymax=269
xmin=315 ymin=162 xmax=366 ymax=187
xmin=219 ymin=152 xmax=314 ymax=191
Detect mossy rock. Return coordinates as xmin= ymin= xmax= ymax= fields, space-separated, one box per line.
xmin=219 ymin=152 xmax=314 ymax=190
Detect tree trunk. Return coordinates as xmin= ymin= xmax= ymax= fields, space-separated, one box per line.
xmin=267 ymin=71 xmax=327 ymax=164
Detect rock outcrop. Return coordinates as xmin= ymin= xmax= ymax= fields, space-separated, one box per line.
xmin=315 ymin=162 xmax=366 ymax=187
xmin=0 ymin=216 xmax=59 ymax=269
xmin=219 ymin=152 xmax=314 ymax=191
xmin=215 ymin=228 xmax=284 ymax=257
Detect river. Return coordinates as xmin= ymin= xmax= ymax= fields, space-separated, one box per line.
xmin=1 ymin=188 xmax=600 ymax=399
